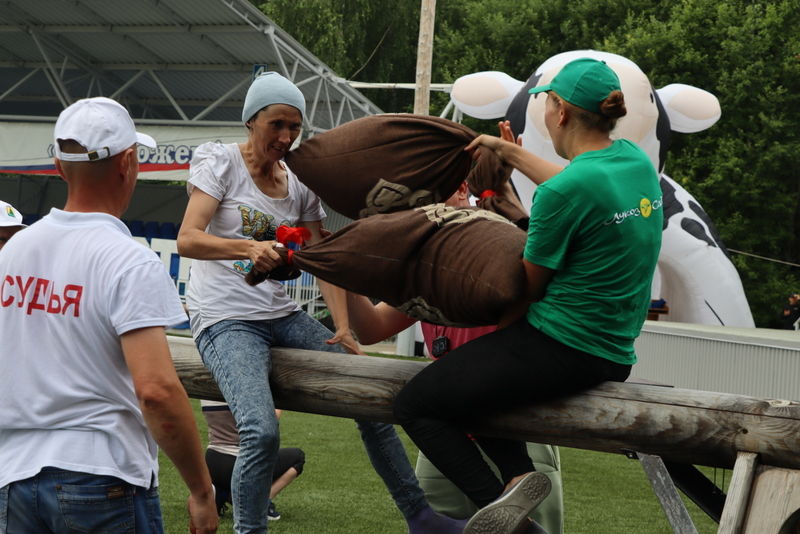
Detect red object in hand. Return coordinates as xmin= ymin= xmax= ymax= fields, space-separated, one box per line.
xmin=276 ymin=226 xmax=311 ymax=248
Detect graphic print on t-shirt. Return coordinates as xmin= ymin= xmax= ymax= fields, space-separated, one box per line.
xmin=603 ymin=195 xmax=663 ymax=226
xmin=233 ymin=205 xmax=291 ymax=274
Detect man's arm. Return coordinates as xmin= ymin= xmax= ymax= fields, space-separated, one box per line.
xmin=121 ymin=327 xmax=218 ymax=534
xmin=346 ymin=292 xmax=416 ymax=345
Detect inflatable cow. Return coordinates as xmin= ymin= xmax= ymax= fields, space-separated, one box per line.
xmin=450 ymin=50 xmax=754 ymax=327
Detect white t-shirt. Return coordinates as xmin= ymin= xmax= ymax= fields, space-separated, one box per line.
xmin=0 ymin=209 xmax=187 ymax=489
xmin=185 ymin=142 xmax=326 ymax=337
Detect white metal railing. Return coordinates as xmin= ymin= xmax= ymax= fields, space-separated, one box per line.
xmin=634 ymin=321 xmax=800 ymax=401
xmin=281 ymin=271 xmax=322 ymax=317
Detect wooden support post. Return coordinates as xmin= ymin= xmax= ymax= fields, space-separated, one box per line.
xmin=413 ymin=0 xmax=436 ymax=115
xmin=638 ymin=453 xmax=699 ymax=534
xmin=718 ymin=452 xmax=758 ymax=534
xmin=168 ymin=337 xmax=800 ymax=472
xmin=719 ymin=454 xmax=800 ymax=533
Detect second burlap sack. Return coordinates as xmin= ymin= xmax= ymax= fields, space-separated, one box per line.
xmin=248 ymin=204 xmax=528 ymax=326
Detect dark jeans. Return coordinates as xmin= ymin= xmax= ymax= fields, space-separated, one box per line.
xmin=0 ymin=468 xmax=162 ymax=534
xmin=394 ymin=318 xmax=631 ymax=508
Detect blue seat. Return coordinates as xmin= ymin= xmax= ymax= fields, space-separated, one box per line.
xmin=22 ymin=213 xmax=40 ymax=225
xmin=128 ymin=220 xmax=145 ymax=237
xmin=160 ymin=222 xmax=178 ymax=240
xmin=143 ymin=221 xmax=160 ymax=241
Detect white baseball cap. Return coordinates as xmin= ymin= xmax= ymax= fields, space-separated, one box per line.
xmin=0 ymin=200 xmax=26 ymax=228
xmin=54 ymin=97 xmax=156 ymax=162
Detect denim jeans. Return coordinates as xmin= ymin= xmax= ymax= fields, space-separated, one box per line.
xmin=0 ymin=468 xmax=162 ymax=534
xmin=197 ymin=312 xmax=425 ymax=534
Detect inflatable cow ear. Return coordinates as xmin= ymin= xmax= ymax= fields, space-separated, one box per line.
xmin=657 ymin=83 xmax=721 ymax=133
xmin=450 ymin=71 xmax=525 ymax=120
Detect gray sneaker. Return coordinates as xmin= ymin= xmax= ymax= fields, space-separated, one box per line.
xmin=463 ymin=472 xmax=551 ymax=534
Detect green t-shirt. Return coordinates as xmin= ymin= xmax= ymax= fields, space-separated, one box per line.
xmin=524 ymin=139 xmax=663 ymax=365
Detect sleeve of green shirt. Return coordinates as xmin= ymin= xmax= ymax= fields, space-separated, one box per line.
xmin=524 ymin=186 xmax=580 ymax=271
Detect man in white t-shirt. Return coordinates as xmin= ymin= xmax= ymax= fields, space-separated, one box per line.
xmin=0 ymin=97 xmax=217 ymax=534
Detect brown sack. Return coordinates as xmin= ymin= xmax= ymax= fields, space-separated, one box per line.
xmin=248 ymin=205 xmax=527 ymax=326
xmin=286 ymin=114 xmax=506 ymax=220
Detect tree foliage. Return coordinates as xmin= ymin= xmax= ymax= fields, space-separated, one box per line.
xmin=259 ymin=0 xmax=421 ymax=112
xmin=257 ymin=0 xmax=800 ymax=326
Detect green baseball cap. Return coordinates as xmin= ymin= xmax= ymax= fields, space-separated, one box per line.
xmin=529 ymin=58 xmax=621 ymax=113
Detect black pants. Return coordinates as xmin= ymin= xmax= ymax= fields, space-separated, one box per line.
xmin=394 ymin=318 xmax=630 ymax=508
xmin=206 ymin=447 xmax=305 ymax=512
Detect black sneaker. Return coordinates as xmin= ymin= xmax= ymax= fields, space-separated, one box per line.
xmin=464 ymin=472 xmax=551 ymax=534
xmin=267 ymin=501 xmax=281 ymax=521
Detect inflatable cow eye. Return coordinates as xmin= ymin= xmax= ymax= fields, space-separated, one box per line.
xmin=450 ymin=49 xmax=754 ymax=327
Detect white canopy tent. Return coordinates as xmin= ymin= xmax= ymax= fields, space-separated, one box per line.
xmin=0 ymin=0 xmax=382 ymax=181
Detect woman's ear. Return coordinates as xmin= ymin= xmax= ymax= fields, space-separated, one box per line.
xmin=557 ymin=105 xmax=569 ymax=128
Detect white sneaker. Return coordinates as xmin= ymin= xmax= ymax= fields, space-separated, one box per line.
xmin=463 ymin=472 xmax=551 ymax=534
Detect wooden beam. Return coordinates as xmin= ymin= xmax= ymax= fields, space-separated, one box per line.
xmin=169 ymin=336 xmax=800 ymax=471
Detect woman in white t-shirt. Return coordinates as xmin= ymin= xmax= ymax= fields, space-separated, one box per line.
xmin=177 ymin=72 xmax=464 ymax=534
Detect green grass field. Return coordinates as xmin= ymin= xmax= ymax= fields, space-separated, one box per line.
xmin=157 ymin=401 xmax=726 ymax=533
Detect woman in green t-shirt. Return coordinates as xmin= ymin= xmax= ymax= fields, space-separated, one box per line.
xmin=394 ymin=58 xmax=663 ymax=534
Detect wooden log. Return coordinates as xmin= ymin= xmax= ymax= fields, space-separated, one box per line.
xmin=169 ymin=336 xmax=800 ymax=471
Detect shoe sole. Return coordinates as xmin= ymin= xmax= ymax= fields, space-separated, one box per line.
xmin=463 ymin=472 xmax=551 ymax=534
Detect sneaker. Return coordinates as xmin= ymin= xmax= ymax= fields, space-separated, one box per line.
xmin=267 ymin=501 xmax=281 ymax=521
xmin=464 ymin=472 xmax=551 ymax=534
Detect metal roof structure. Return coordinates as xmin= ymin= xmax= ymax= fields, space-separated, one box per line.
xmin=0 ymin=0 xmax=383 ymax=134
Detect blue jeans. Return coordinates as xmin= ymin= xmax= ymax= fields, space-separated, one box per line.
xmin=0 ymin=468 xmax=162 ymax=534
xmin=197 ymin=312 xmax=425 ymax=534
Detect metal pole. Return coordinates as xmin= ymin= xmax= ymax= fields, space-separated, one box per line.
xmin=413 ymin=0 xmax=436 ymax=115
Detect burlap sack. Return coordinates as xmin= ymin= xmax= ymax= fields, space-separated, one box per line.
xmin=285 ymin=114 xmax=507 ymax=220
xmin=248 ymin=205 xmax=527 ymax=326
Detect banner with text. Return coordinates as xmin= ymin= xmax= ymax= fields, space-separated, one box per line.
xmin=0 ymin=121 xmax=246 ymax=181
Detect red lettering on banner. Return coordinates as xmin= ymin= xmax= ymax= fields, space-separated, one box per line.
xmin=15 ymin=276 xmax=33 ymax=308
xmin=62 ymin=284 xmax=83 ymax=317
xmin=26 ymin=278 xmax=49 ymax=315
xmin=1 ymin=275 xmax=13 ymax=306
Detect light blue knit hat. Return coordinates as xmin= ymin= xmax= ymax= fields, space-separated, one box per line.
xmin=241 ymin=72 xmax=306 ymax=124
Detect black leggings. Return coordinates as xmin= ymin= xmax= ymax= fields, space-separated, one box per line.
xmin=206 ymin=447 xmax=305 ymax=511
xmin=394 ymin=318 xmax=630 ymax=508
